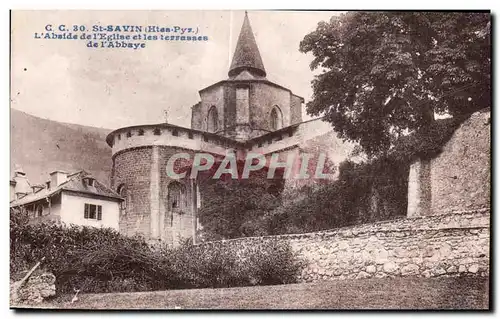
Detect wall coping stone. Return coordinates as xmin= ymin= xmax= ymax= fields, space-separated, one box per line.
xmin=198 ymin=208 xmax=490 ymax=246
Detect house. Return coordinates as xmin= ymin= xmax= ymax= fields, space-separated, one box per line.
xmin=10 ymin=167 xmax=123 ymax=230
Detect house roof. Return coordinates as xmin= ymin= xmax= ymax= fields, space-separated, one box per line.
xmin=10 ymin=170 xmax=122 ymax=207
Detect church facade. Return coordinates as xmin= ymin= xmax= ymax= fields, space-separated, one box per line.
xmin=106 ymin=13 xmax=353 ymax=245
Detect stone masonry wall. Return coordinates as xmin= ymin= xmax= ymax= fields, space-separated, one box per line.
xmin=112 ymin=147 xmax=152 ymax=237
xmin=290 ymin=94 xmax=303 ymax=125
xmin=250 ymin=82 xmax=292 ymax=132
xmin=408 ymin=110 xmax=491 ymax=216
xmin=430 ymin=111 xmax=491 ymax=213
xmin=158 ymin=146 xmax=196 ymax=245
xmin=200 ymin=209 xmax=490 ymax=282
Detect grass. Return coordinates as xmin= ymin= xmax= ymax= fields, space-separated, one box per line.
xmin=13 ymin=276 xmax=489 ymax=310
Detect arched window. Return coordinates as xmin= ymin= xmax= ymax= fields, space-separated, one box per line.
xmin=168 ymin=181 xmax=187 ymax=212
xmin=270 ymin=106 xmax=283 ymax=131
xmin=207 ymin=106 xmax=219 ymax=133
xmin=117 ymin=184 xmax=127 ymax=210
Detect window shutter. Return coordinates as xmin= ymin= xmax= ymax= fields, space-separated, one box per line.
xmin=84 ymin=204 xmax=89 ymax=219
xmin=97 ymin=206 xmax=102 ymax=221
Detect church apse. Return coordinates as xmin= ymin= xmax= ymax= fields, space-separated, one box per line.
xmin=106 ymin=12 xmax=351 ymax=245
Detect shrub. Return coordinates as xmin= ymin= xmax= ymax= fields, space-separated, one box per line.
xmin=166 ymin=240 xmax=305 ymax=288
xmin=10 ymin=212 xmax=162 ymax=293
xmin=10 ymin=213 xmax=305 ymax=294
xmin=243 ymin=240 xmax=305 ymax=286
xmin=166 ymin=243 xmax=245 ymax=289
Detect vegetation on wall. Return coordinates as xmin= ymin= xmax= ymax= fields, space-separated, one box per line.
xmin=196 ymin=154 xmax=339 ymax=240
xmin=262 ymin=115 xmax=471 ymax=235
xmin=265 ymin=158 xmax=408 ymax=235
xmin=389 ymin=114 xmax=472 ymax=162
xmin=195 ymin=159 xmax=286 ymax=241
xmin=194 ymin=115 xmax=470 ymax=239
xmin=198 ymin=176 xmax=284 ymax=240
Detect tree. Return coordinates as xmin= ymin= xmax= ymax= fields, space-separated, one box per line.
xmin=300 ymin=12 xmax=490 ymax=157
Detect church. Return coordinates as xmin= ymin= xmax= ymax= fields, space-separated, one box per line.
xmin=106 ymin=13 xmax=353 ymax=245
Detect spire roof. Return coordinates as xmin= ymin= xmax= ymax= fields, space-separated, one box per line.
xmin=228 ymin=12 xmax=267 ymax=78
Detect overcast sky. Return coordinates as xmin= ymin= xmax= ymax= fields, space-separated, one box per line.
xmin=11 ymin=10 xmax=340 ymax=129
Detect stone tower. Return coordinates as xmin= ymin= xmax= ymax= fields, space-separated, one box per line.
xmin=190 ymin=12 xmax=304 ymax=140
xmin=106 ymin=12 xmax=352 ymax=245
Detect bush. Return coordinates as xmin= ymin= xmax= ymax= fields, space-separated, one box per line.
xmin=10 ymin=213 xmax=305 ymax=294
xmin=244 ymin=240 xmax=305 ymax=286
xmin=163 ymin=239 xmax=305 ymax=289
xmin=166 ymin=243 xmax=244 ymax=288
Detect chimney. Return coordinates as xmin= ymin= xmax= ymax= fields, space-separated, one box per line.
xmin=10 ymin=180 xmax=16 ymax=202
xmin=12 ymin=165 xmax=31 ymax=195
xmin=50 ymin=170 xmax=68 ymax=187
xmin=164 ymin=110 xmax=169 ymax=123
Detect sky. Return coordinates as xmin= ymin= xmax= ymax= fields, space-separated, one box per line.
xmin=11 ymin=10 xmax=341 ymax=129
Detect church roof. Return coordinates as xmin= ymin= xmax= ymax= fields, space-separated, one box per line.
xmin=228 ymin=12 xmax=267 ymax=78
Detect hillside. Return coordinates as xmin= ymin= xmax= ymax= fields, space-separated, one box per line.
xmin=10 ymin=109 xmax=113 ymax=185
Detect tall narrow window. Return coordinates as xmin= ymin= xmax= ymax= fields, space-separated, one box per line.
xmin=270 ymin=106 xmax=283 ymax=131
xmin=168 ymin=181 xmax=187 ymax=212
xmin=117 ymin=184 xmax=127 ymax=210
xmin=207 ymin=106 xmax=218 ymax=133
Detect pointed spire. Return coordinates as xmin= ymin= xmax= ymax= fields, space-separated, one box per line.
xmin=228 ymin=12 xmax=266 ymax=78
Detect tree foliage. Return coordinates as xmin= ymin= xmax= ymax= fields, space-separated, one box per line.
xmin=300 ymin=12 xmax=490 ymax=157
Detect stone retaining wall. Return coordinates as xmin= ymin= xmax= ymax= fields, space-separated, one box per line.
xmin=201 ymin=209 xmax=490 ymax=282
xmin=408 ymin=110 xmax=491 ymax=216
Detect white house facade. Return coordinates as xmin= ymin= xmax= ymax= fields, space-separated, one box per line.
xmin=10 ymin=168 xmax=122 ymax=231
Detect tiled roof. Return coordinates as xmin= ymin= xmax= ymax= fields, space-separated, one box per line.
xmin=10 ymin=170 xmax=122 ymax=207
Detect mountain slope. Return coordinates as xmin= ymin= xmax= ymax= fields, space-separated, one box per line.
xmin=10 ymin=109 xmax=113 ymax=185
